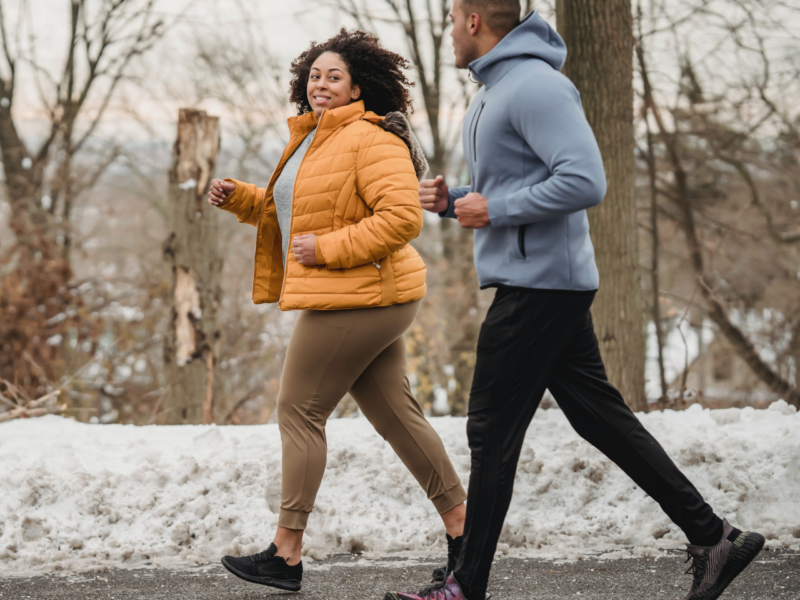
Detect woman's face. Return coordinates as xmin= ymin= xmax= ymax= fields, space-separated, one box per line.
xmin=307 ymin=52 xmax=361 ymax=117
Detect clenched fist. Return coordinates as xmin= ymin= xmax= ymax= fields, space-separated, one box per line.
xmin=418 ymin=176 xmax=449 ymax=213
xmin=454 ymin=192 xmax=490 ymax=229
xmin=292 ymin=234 xmax=318 ymax=266
xmin=208 ymin=179 xmax=235 ymax=207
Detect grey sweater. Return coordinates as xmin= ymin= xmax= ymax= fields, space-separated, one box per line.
xmin=273 ymin=129 xmax=316 ymax=265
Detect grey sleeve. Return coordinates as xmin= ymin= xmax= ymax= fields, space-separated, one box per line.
xmin=487 ymin=75 xmax=607 ymax=227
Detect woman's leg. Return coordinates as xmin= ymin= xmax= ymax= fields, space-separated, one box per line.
xmin=275 ymin=302 xmax=440 ymax=560
xmin=347 ymin=321 xmax=467 ymax=529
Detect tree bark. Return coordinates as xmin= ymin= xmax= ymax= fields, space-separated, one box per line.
xmin=556 ymin=1 xmax=648 ymax=411
xmin=162 ymin=109 xmax=222 ymax=425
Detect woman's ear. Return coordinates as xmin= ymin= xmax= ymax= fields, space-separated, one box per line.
xmin=351 ymin=84 xmax=361 ymax=100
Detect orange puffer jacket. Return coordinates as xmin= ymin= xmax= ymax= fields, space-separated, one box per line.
xmin=221 ymin=101 xmax=428 ymax=311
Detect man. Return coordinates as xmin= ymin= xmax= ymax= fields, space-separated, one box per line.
xmin=385 ymin=2 xmax=764 ymax=600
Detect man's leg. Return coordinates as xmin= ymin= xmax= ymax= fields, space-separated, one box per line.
xmin=452 ymin=289 xmax=596 ymax=600
xmin=546 ymin=309 xmax=723 ymax=546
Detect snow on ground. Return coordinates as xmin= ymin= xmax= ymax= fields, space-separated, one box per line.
xmin=1 ymin=402 xmax=798 ymax=575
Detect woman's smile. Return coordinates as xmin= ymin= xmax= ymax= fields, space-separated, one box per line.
xmin=306 ymin=51 xmax=360 ymax=116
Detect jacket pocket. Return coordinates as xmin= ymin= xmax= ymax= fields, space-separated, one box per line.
xmin=517 ymin=225 xmax=527 ymax=258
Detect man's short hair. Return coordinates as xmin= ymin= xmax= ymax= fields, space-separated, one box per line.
xmin=461 ymin=0 xmax=522 ymax=38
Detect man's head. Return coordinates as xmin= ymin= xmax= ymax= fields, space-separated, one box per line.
xmin=450 ymin=0 xmax=521 ymax=68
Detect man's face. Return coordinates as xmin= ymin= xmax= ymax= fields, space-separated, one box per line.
xmin=450 ymin=0 xmax=479 ymax=69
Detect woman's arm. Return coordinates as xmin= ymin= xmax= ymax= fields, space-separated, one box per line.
xmin=314 ymin=130 xmax=422 ymax=269
xmin=207 ymin=178 xmax=266 ymax=227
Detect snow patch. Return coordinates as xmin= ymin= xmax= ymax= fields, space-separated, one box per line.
xmin=0 ymin=404 xmax=798 ymax=575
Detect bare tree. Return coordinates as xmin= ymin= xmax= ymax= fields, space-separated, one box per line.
xmin=0 ymin=0 xmax=166 ymax=398
xmin=635 ymin=0 xmax=800 ymax=406
xmin=188 ymin=0 xmax=289 ymax=182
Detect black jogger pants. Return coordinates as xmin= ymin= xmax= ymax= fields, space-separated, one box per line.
xmin=453 ymin=287 xmax=723 ymax=600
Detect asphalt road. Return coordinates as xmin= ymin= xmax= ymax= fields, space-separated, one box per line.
xmin=1 ymin=550 xmax=797 ymax=600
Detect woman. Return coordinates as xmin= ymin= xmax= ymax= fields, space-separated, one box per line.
xmin=208 ymin=29 xmax=467 ymax=592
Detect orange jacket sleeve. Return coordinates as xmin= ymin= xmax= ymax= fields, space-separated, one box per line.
xmin=220 ymin=178 xmax=266 ymax=227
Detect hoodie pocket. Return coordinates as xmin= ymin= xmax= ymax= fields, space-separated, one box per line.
xmin=517 ymin=225 xmax=527 ymax=259
xmin=472 ymin=102 xmax=486 ymax=162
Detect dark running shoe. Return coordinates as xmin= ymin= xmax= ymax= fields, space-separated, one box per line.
xmin=431 ymin=534 xmax=463 ymax=583
xmin=221 ymin=543 xmax=302 ymax=591
xmin=683 ymin=519 xmax=765 ymax=600
xmin=385 ymin=573 xmax=490 ymax=600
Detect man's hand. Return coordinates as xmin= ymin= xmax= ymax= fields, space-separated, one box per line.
xmin=208 ymin=179 xmax=235 ymax=207
xmin=292 ymin=234 xmax=318 ymax=266
xmin=419 ymin=175 xmax=449 ymax=213
xmin=455 ymin=193 xmax=490 ymax=229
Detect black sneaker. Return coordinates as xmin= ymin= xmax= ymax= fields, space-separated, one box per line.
xmin=683 ymin=519 xmax=765 ymax=600
xmin=431 ymin=534 xmax=462 ymax=583
xmin=221 ymin=543 xmax=303 ymax=591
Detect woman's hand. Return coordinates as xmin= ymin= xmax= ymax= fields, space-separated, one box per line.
xmin=208 ymin=179 xmax=236 ymax=207
xmin=292 ymin=234 xmax=319 ymax=266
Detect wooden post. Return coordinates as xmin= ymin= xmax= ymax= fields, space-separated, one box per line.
xmin=556 ymin=1 xmax=648 ymax=411
xmin=162 ymin=109 xmax=222 ymax=424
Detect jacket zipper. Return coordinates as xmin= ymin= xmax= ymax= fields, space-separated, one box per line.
xmin=472 ymin=102 xmax=486 ymax=162
xmin=279 ymin=114 xmax=323 ymax=303
xmin=518 ymin=225 xmax=526 ymax=258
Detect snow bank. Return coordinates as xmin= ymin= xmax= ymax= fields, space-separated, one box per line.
xmin=1 ymin=402 xmax=798 ymax=575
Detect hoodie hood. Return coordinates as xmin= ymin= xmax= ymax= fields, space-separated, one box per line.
xmin=469 ymin=11 xmax=567 ymax=88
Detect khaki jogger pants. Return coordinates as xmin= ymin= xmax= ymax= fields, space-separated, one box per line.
xmin=277 ymin=300 xmax=467 ymax=530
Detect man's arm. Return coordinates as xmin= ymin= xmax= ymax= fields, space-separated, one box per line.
xmin=487 ymin=73 xmax=607 ymax=228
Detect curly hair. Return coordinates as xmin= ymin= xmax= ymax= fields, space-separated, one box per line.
xmin=289 ymin=29 xmax=415 ymax=117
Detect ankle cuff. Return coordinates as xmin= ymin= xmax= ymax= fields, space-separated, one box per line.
xmin=278 ymin=508 xmax=310 ymax=530
xmin=432 ymin=483 xmax=467 ymax=515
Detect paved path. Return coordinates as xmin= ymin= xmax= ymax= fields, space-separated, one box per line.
xmin=1 ymin=551 xmax=797 ymax=599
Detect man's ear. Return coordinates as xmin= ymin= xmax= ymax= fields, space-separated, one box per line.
xmin=468 ymin=12 xmax=482 ymax=36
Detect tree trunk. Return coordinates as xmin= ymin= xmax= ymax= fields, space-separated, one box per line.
xmin=162 ymin=109 xmax=222 ymax=425
xmin=556 ymin=0 xmax=648 ymax=411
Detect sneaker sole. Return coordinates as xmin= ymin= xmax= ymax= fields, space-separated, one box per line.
xmin=384 ymin=593 xmax=492 ymax=600
xmin=691 ymin=531 xmax=766 ymax=600
xmin=220 ymin=557 xmax=301 ymax=592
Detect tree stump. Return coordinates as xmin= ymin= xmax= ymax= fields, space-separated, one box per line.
xmin=162 ymin=109 xmax=222 ymax=424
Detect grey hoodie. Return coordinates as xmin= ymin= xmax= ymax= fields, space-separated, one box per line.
xmin=441 ymin=11 xmax=606 ymax=291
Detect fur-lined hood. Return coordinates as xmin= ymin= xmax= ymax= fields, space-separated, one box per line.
xmin=377 ymin=112 xmax=429 ymax=181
